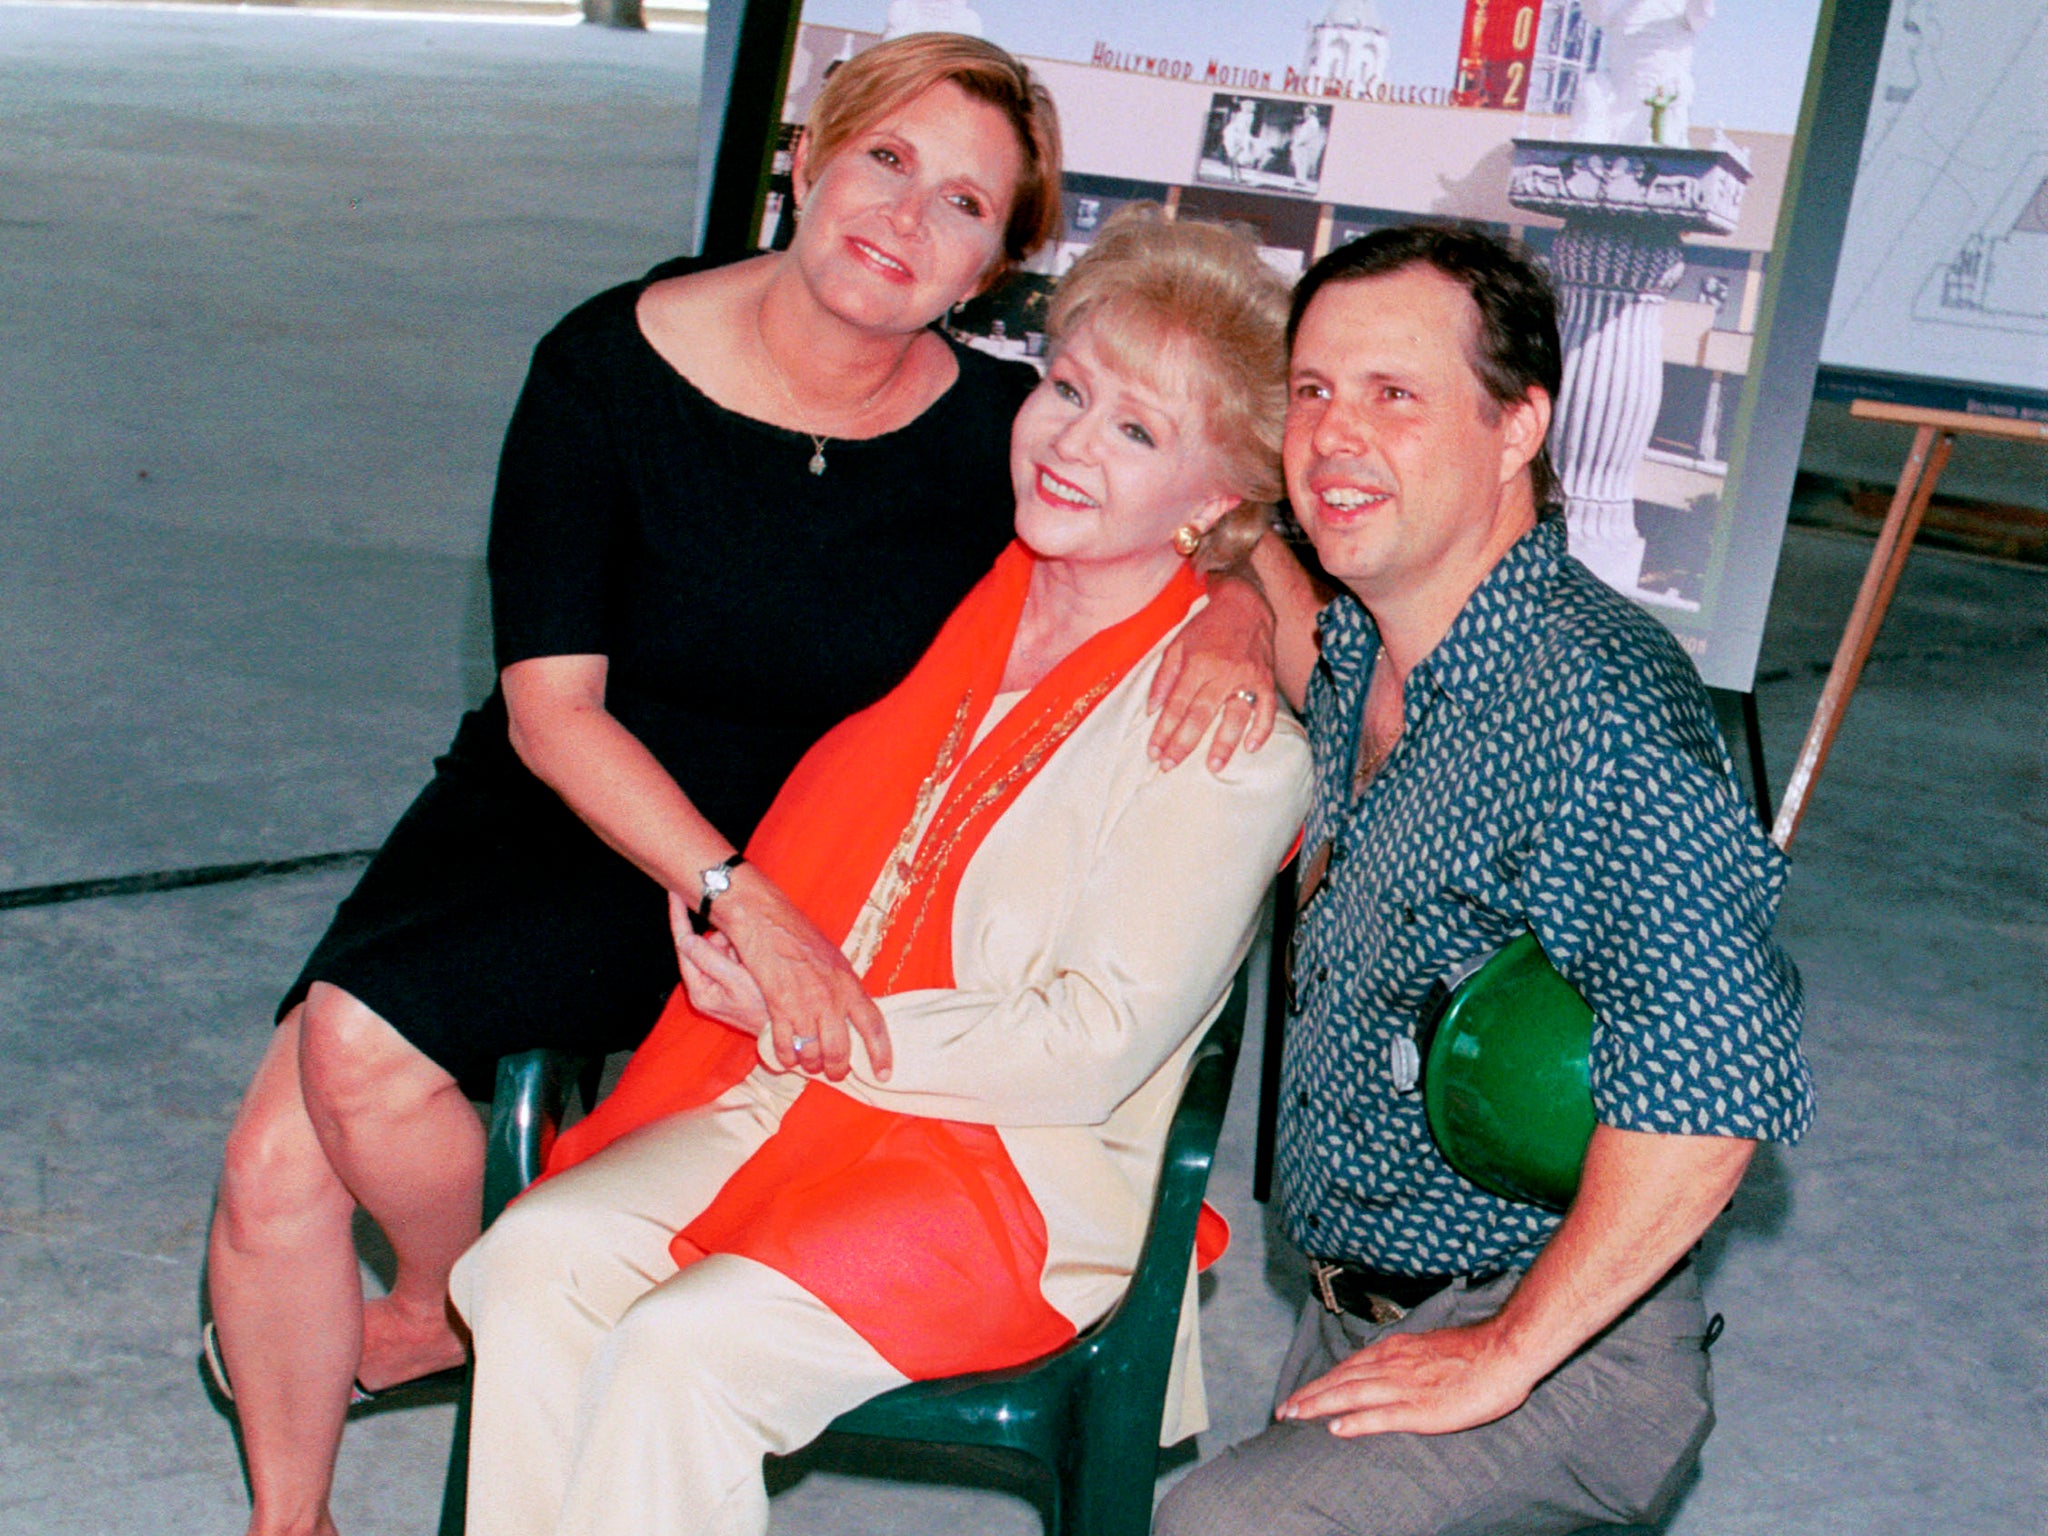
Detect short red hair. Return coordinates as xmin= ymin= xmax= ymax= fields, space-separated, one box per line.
xmin=802 ymin=33 xmax=1063 ymax=278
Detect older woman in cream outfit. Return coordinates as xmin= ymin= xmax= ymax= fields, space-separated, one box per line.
xmin=450 ymin=211 xmax=1312 ymax=1536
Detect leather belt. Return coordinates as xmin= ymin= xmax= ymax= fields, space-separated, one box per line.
xmin=1309 ymin=1261 xmax=1502 ymax=1325
xmin=1310 ymin=1253 xmax=1692 ymax=1326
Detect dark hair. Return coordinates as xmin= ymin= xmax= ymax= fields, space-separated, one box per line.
xmin=1288 ymin=224 xmax=1562 ymax=511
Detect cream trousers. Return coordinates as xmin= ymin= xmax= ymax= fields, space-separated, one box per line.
xmin=448 ymin=1070 xmax=911 ymax=1536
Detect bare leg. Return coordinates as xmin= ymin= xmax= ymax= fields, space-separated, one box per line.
xmin=297 ymin=983 xmax=481 ymax=1391
xmin=208 ymin=1008 xmax=359 ymax=1536
xmin=208 ymin=988 xmax=484 ymax=1532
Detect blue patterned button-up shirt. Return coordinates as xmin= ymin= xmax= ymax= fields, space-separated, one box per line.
xmin=1275 ymin=517 xmax=1813 ymax=1277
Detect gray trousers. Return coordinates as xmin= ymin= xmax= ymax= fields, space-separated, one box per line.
xmin=1154 ymin=1264 xmax=1715 ymax=1536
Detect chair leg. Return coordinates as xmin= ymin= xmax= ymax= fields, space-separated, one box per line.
xmin=436 ymin=1367 xmax=473 ymax=1536
xmin=1058 ymin=1444 xmax=1160 ymax=1536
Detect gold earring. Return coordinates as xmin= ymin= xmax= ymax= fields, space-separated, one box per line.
xmin=1171 ymin=524 xmax=1203 ymax=558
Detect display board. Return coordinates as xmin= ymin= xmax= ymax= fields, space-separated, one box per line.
xmin=1818 ymin=0 xmax=2048 ymax=421
xmin=710 ymin=0 xmax=1887 ymax=691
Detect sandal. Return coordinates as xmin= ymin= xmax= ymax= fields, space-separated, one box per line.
xmin=346 ymin=1363 xmax=467 ymax=1406
xmin=200 ymin=1320 xmax=466 ymax=1411
xmin=199 ymin=1319 xmax=236 ymax=1404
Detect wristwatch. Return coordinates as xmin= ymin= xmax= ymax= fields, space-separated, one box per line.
xmin=690 ymin=852 xmax=746 ymax=935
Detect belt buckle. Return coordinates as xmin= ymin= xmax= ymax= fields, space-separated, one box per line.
xmin=1364 ymin=1292 xmax=1407 ymax=1326
xmin=1311 ymin=1262 xmax=1410 ymax=1325
xmin=1311 ymin=1261 xmax=1343 ymax=1315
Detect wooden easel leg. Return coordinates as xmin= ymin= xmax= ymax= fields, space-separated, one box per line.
xmin=1772 ymin=425 xmax=1954 ymax=850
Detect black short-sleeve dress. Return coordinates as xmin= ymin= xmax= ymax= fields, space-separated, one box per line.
xmin=282 ymin=258 xmax=1035 ymax=1097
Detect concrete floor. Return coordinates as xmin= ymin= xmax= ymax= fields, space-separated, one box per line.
xmin=1 ymin=8 xmax=2042 ymax=1534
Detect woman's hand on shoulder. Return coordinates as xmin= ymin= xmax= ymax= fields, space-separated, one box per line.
xmin=673 ymin=868 xmax=894 ymax=1083
xmin=1147 ymin=574 xmax=1280 ymax=774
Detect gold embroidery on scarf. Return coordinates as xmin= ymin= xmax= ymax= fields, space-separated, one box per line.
xmin=869 ymin=678 xmax=1116 ymax=993
xmin=873 ymin=695 xmax=976 ymax=902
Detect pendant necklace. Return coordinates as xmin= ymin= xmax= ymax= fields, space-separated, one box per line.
xmin=754 ymin=301 xmax=909 ymax=476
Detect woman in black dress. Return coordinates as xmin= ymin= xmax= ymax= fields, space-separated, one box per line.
xmin=204 ymin=34 xmax=1281 ymax=1536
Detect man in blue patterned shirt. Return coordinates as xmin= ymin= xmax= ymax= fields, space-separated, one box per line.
xmin=1158 ymin=228 xmax=1813 ymax=1535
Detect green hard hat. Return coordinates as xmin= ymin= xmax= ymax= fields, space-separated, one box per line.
xmin=1418 ymin=931 xmax=1596 ymax=1212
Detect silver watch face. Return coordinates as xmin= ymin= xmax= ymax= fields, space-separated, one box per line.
xmin=701 ymin=865 xmax=733 ymax=900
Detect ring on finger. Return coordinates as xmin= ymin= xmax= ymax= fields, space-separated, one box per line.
xmin=791 ymin=1034 xmax=816 ymax=1051
xmin=1229 ymin=687 xmax=1259 ymax=706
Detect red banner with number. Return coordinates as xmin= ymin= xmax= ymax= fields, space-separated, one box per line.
xmin=1453 ymin=0 xmax=1541 ymax=111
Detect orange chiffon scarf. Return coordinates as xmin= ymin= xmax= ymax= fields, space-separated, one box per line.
xmin=541 ymin=543 xmax=1205 ymax=1378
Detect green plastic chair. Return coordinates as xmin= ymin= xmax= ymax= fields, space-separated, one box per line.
xmin=438 ymin=903 xmax=1268 ymax=1536
xmin=820 ymin=949 xmax=1251 ymax=1536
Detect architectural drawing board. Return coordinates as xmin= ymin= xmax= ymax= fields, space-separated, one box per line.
xmin=1819 ymin=0 xmax=2048 ymax=420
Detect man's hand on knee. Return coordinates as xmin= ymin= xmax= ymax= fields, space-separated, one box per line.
xmin=1275 ymin=1319 xmax=1542 ymax=1438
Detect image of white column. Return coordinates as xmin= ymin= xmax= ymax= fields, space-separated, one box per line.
xmin=1509 ymin=142 xmax=1750 ymax=599
xmin=1548 ymin=222 xmax=1686 ymax=591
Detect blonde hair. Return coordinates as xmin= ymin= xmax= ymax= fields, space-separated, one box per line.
xmin=1046 ymin=207 xmax=1289 ymax=567
xmin=802 ymin=34 xmax=1064 ymax=279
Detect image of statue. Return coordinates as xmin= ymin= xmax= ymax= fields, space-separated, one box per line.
xmin=1303 ymin=0 xmax=1392 ymax=96
xmin=883 ymin=0 xmax=984 ymax=39
xmin=1288 ymin=104 xmax=1329 ymax=185
xmin=1218 ymin=98 xmax=1286 ymax=183
xmin=1569 ymin=0 xmax=1714 ymax=147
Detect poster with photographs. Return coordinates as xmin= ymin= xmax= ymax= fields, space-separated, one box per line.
xmin=1196 ymin=96 xmax=1333 ymax=197
xmin=766 ymin=0 xmax=1862 ymax=691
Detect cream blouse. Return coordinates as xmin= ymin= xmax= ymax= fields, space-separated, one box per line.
xmin=759 ymin=614 xmax=1312 ymax=1440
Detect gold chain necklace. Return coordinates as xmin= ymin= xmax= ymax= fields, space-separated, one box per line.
xmin=753 ymin=301 xmax=910 ymax=476
xmin=869 ymin=680 xmax=1117 ymax=992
